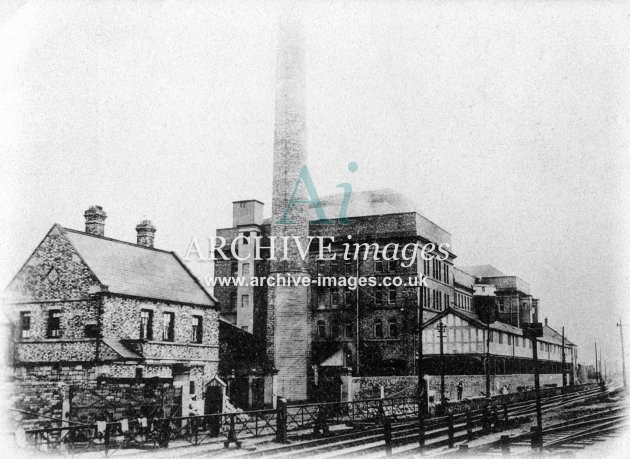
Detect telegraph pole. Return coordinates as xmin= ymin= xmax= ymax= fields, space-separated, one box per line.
xmin=561 ymin=327 xmax=567 ymax=387
xmin=417 ymin=283 xmax=425 ymax=450
xmin=485 ymin=321 xmax=491 ymax=398
xmin=595 ymin=342 xmax=599 ymax=382
xmin=437 ymin=321 xmax=448 ymax=411
xmin=617 ymin=319 xmax=627 ymax=389
xmin=524 ymin=322 xmax=543 ymax=451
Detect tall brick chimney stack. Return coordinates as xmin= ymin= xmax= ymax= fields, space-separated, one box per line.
xmin=136 ymin=220 xmax=156 ymax=248
xmin=84 ymin=206 xmax=107 ymax=236
xmin=266 ymin=6 xmax=311 ymax=402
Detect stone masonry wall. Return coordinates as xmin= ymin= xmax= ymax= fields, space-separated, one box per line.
xmin=352 ymin=373 xmax=565 ymax=401
xmin=5 ymin=225 xmax=101 ymax=302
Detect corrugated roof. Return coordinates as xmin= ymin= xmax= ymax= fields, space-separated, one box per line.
xmin=64 ymin=227 xmax=215 ymax=306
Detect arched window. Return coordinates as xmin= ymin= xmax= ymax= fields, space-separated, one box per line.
xmin=388 ymin=318 xmax=398 ymax=338
xmin=317 ymin=320 xmax=326 ymax=338
xmin=374 ymin=318 xmax=383 ymax=338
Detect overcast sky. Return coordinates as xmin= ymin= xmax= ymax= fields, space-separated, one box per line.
xmin=1 ymin=1 xmax=629 ymax=368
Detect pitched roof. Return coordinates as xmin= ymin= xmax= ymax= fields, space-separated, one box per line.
xmin=423 ymin=308 xmax=570 ymax=346
xmin=63 ymin=226 xmax=216 ymax=307
xmin=459 ymin=265 xmax=507 ymax=278
xmin=543 ymin=324 xmax=576 ymax=347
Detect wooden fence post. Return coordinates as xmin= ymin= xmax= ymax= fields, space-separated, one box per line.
xmin=466 ymin=409 xmax=474 ymax=441
xmin=275 ymin=397 xmax=288 ymax=444
xmin=500 ymin=434 xmax=510 ymax=454
xmin=383 ymin=417 xmax=393 ymax=456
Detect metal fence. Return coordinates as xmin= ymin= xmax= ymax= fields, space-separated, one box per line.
xmin=18 ymin=395 xmax=417 ymax=455
xmin=18 ymin=385 xmax=597 ymax=455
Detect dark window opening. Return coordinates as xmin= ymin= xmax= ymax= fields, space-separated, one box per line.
xmin=192 ymin=315 xmax=203 ymax=343
xmin=374 ymin=318 xmax=384 ymax=338
xmin=20 ymin=311 xmax=31 ymax=339
xmin=162 ymin=312 xmax=175 ymax=341
xmin=140 ymin=309 xmax=153 ymax=340
xmin=317 ymin=320 xmax=326 ymax=338
xmin=47 ymin=310 xmax=61 ymax=338
xmin=388 ymin=318 xmax=398 ymax=338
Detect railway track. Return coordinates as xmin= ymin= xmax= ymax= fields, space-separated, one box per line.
xmin=209 ymin=385 xmax=612 ymax=458
xmin=462 ymin=405 xmax=628 ymax=455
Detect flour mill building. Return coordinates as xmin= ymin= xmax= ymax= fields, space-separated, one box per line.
xmin=212 ymin=14 xmax=578 ymax=407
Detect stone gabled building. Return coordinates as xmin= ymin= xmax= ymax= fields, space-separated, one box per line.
xmin=4 ymin=206 xmax=220 ymax=424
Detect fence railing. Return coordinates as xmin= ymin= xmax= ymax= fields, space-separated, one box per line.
xmin=18 ymin=384 xmax=599 ymax=455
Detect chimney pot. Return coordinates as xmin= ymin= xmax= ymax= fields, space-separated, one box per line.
xmin=84 ymin=206 xmax=107 ymax=236
xmin=136 ymin=220 xmax=156 ymax=248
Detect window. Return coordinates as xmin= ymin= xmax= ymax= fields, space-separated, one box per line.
xmin=388 ymin=318 xmax=398 ymax=338
xmin=140 ymin=309 xmax=153 ymax=340
xmin=135 ymin=368 xmax=143 ymax=379
xmin=162 ymin=312 xmax=174 ymax=341
xmin=345 ymin=323 xmax=353 ymax=338
xmin=230 ymin=292 xmax=237 ymax=309
xmin=498 ymin=332 xmax=503 ymax=344
xmin=47 ymin=310 xmax=61 ymax=338
xmin=317 ymin=320 xmax=326 ymax=338
xmin=374 ymin=318 xmax=384 ymax=338
xmin=344 ymin=260 xmax=353 ymax=275
xmin=422 ymin=287 xmax=430 ymax=308
xmin=507 ymin=335 xmax=512 ymax=345
xmin=242 ymin=232 xmax=249 ymax=245
xmin=20 ymin=311 xmax=31 ymax=338
xmin=375 ymin=259 xmax=383 ymax=273
xmin=192 ymin=315 xmax=203 ymax=343
xmin=489 ymin=331 xmax=494 ymax=343
xmin=375 ymin=286 xmax=384 ymax=307
xmin=230 ymin=261 xmax=238 ymax=278
xmin=388 ymin=286 xmax=397 ymax=305
xmin=190 ymin=381 xmax=196 ymax=394
xmin=344 ymin=288 xmax=353 ymax=306
xmin=331 ymin=287 xmax=340 ymax=306
xmin=331 ymin=258 xmax=341 ymax=274
xmin=498 ymin=300 xmax=505 ymax=313
xmin=433 ymin=290 xmax=439 ymax=310
xmin=388 ymin=258 xmax=397 ymax=272
xmin=242 ymin=263 xmax=250 ymax=276
xmin=445 ymin=294 xmax=450 ymax=309
xmin=424 ymin=257 xmax=431 ymax=277
xmin=241 ymin=294 xmax=249 ymax=308
xmin=317 ymin=259 xmax=326 ymax=274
